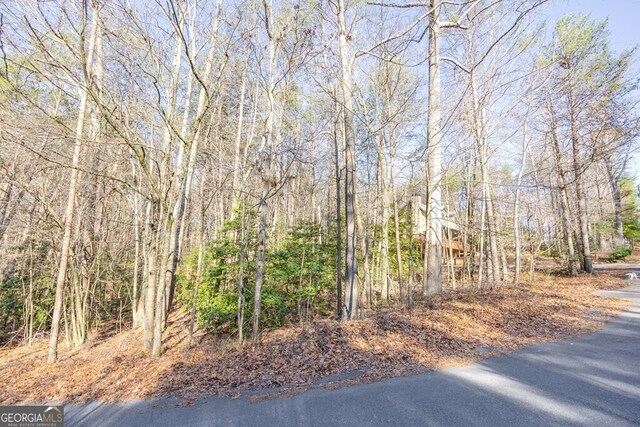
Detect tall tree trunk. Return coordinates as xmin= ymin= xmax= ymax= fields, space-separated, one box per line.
xmin=166 ymin=1 xmax=222 ymax=317
xmin=48 ymin=5 xmax=98 ymax=363
xmin=568 ymin=88 xmax=593 ymax=273
xmin=513 ymin=119 xmax=528 ymax=284
xmin=464 ymin=156 xmax=475 ymax=282
xmin=144 ymin=199 xmax=160 ymax=351
xmin=132 ymin=185 xmax=142 ymax=327
xmin=152 ymin=206 xmax=172 ymax=356
xmin=231 ymin=70 xmax=248 ymax=212
xmin=424 ymin=0 xmax=443 ymax=295
xmin=337 ymin=0 xmax=358 ymax=319
xmin=235 ymin=198 xmax=248 ymax=343
xmin=549 ymin=98 xmax=578 ymax=276
xmin=252 ymin=0 xmax=277 ymax=340
xmin=375 ymin=134 xmax=390 ymax=300
xmin=188 ymin=175 xmax=206 ymax=348
xmin=605 ymin=158 xmax=624 ymax=245
xmin=76 ymin=0 xmax=104 ymax=346
xmin=146 ymin=5 xmax=184 ymax=354
xmin=333 ymin=92 xmax=343 ymax=320
xmin=471 ymin=72 xmax=499 ymax=284
xmin=390 ymin=148 xmax=403 ymax=299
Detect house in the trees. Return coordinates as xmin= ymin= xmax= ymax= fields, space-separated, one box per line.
xmin=408 ymin=196 xmax=467 ymax=265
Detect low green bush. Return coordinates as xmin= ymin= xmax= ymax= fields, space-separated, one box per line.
xmin=609 ymin=246 xmax=632 ymax=261
xmin=259 ymin=288 xmax=288 ymax=329
xmin=198 ymin=292 xmax=238 ymax=333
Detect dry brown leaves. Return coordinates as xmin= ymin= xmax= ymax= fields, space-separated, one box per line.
xmin=0 ymin=273 xmax=630 ymax=405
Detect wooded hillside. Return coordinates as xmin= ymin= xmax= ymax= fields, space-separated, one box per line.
xmin=0 ymin=0 xmax=638 ymax=364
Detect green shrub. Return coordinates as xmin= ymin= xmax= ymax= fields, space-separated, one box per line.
xmin=177 ymin=216 xmax=334 ymax=334
xmin=198 ymin=292 xmax=238 ymax=333
xmin=259 ymin=288 xmax=288 ymax=328
xmin=609 ymin=246 xmax=632 ymax=261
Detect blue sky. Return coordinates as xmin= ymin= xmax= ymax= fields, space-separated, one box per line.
xmin=545 ymin=0 xmax=640 ymax=179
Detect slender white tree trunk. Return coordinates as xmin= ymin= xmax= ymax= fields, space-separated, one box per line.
xmin=337 ymin=0 xmax=358 ymax=319
xmin=48 ymin=5 xmax=98 ymax=363
xmin=424 ymin=0 xmax=443 ymax=295
xmin=252 ymin=0 xmax=277 ymax=339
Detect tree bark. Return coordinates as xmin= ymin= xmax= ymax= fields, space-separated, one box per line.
xmin=252 ymin=0 xmax=277 ymax=340
xmin=333 ymin=92 xmax=343 ymax=320
xmin=568 ymin=87 xmax=593 ymax=273
xmin=337 ymin=0 xmax=358 ymax=319
xmin=605 ymin=158 xmax=624 ymax=245
xmin=48 ymin=4 xmax=97 ymax=363
xmin=374 ymin=133 xmax=390 ymax=300
xmin=548 ymin=97 xmax=578 ymax=276
xmin=424 ymin=0 xmax=443 ymax=295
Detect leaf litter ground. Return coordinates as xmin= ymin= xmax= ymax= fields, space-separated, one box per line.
xmin=0 ymin=273 xmax=630 ymax=404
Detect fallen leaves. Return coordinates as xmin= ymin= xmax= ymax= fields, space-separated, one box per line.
xmin=0 ymin=272 xmax=630 ymax=404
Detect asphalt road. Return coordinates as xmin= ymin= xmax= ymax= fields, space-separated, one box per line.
xmin=67 ymin=265 xmax=640 ymax=427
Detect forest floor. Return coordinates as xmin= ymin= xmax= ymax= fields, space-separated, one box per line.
xmin=0 ymin=272 xmax=630 ymax=405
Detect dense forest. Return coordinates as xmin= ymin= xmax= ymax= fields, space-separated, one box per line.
xmin=0 ymin=0 xmax=638 ymax=364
